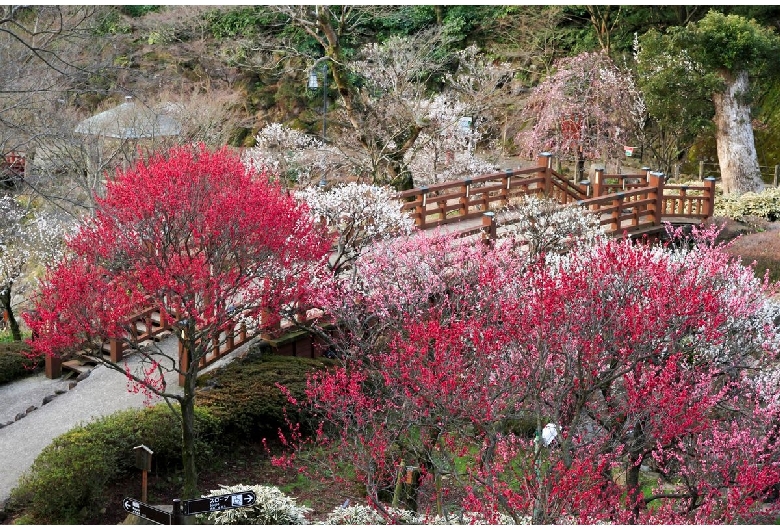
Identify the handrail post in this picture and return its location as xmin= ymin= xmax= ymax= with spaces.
xmin=611 ymin=193 xmax=624 ymax=233
xmin=593 ymin=168 xmax=604 ymax=198
xmin=537 ymin=152 xmax=552 ymax=196
xmin=416 ymin=187 xmax=428 ymax=229
xmin=501 ymin=169 xmax=512 ymax=207
xmin=642 ymin=166 xmax=651 ymax=187
xmin=648 ymin=171 xmax=665 ymax=226
xmin=482 ymin=211 xmax=497 ymax=246
xmin=703 ymin=176 xmax=716 ymax=219
xmin=459 ymin=179 xmax=471 ymax=217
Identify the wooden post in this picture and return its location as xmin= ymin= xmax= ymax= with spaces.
xmin=611 ymin=193 xmax=624 ymax=233
xmin=699 ymin=160 xmax=705 ymax=181
xmin=109 ymin=338 xmax=124 ymax=362
xmin=703 ymin=176 xmax=716 ymax=218
xmin=45 ymin=354 xmax=62 ymax=379
xmin=459 ymin=180 xmax=470 ymax=217
xmin=774 ymin=165 xmax=779 ymax=187
xmin=678 ymin=186 xmax=688 ymax=215
xmin=537 ymin=152 xmax=552 ymax=196
xmin=593 ymin=168 xmax=604 ymax=198
xmin=501 ymin=169 xmax=512 ymax=207
xmin=416 ymin=187 xmax=428 ymax=229
xmin=226 ymin=323 xmax=235 ymax=352
xmin=647 ymin=172 xmax=665 ymax=226
xmin=482 ymin=211 xmax=496 ymax=246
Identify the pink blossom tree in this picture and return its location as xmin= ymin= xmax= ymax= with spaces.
xmin=282 ymin=225 xmax=780 ymax=524
xmin=515 ymin=51 xmax=645 ymax=173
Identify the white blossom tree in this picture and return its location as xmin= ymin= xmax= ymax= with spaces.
xmin=497 ymin=195 xmax=605 ymax=259
xmin=296 ymin=182 xmax=415 ymax=276
xmin=242 ymin=123 xmax=342 ymax=188
xmin=0 ymin=195 xmax=66 ymax=340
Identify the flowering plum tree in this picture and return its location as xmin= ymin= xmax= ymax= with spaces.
xmin=515 ymin=51 xmax=645 ymax=172
xmin=497 ymin=195 xmax=605 ymax=258
xmin=24 ymin=145 xmax=332 ymax=497
xmin=0 ymin=195 xmax=66 ymax=340
xmin=241 ymin=123 xmax=341 ymax=188
xmin=284 ymin=225 xmax=780 ymax=524
xmin=295 ymin=182 xmax=415 ymax=277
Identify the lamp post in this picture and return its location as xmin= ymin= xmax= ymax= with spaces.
xmin=309 ymin=57 xmax=331 ymax=189
xmin=308 ymin=58 xmax=330 ymax=144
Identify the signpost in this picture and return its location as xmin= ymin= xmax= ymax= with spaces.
xmin=122 ymin=498 xmax=171 ymax=525
xmin=182 ymin=491 xmax=257 ymax=516
xmin=122 ymin=491 xmax=256 ymax=524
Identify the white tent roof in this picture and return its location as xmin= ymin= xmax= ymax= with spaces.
xmin=75 ymin=98 xmax=182 ymax=139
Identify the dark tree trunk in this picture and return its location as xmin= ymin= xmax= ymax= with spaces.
xmin=0 ymin=283 xmax=21 ymax=341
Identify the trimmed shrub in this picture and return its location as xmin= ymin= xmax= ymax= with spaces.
xmin=196 ymin=354 xmax=336 ymax=438
xmin=8 ymin=404 xmax=219 ymax=524
xmin=198 ymin=484 xmax=311 ymax=524
xmin=0 ymin=341 xmax=42 ymax=385
xmin=715 ymin=187 xmax=780 ymax=222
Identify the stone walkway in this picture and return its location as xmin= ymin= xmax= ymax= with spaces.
xmin=0 ymin=333 xmax=253 ymax=510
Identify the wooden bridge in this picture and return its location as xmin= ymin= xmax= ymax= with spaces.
xmin=394 ymin=153 xmax=716 ymax=241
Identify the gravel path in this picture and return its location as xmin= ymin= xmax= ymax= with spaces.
xmin=0 ymin=334 xmax=253 ymax=510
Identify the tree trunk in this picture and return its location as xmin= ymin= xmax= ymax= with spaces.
xmin=712 ymin=69 xmax=765 ymax=195
xmin=180 ymin=362 xmax=199 ymax=499
xmin=0 ymin=283 xmax=21 ymax=341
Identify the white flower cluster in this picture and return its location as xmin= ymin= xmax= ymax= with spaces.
xmin=296 ymin=182 xmax=415 ymax=274
xmin=198 ymin=484 xmax=312 ymax=525
xmin=497 ymin=195 xmax=605 ymax=257
xmin=321 ymin=504 xmax=519 ymax=525
xmin=242 ymin=123 xmax=340 ymax=187
xmin=0 ymin=195 xmax=67 ymax=297
xmin=321 ymin=503 xmax=422 ymax=525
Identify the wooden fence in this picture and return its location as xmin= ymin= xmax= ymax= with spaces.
xmin=394 ymin=153 xmax=717 ymax=239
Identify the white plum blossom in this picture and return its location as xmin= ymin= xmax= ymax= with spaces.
xmin=296 ymin=182 xmax=415 ymax=276
xmin=242 ymin=123 xmax=340 ymax=187
xmin=197 ymin=484 xmax=311 ymax=525
xmin=0 ymin=194 xmax=67 ymax=338
xmin=497 ymin=195 xmax=605 ymax=258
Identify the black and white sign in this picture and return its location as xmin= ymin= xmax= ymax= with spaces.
xmin=122 ymin=497 xmax=171 ymax=525
xmin=182 ymin=491 xmax=256 ymax=516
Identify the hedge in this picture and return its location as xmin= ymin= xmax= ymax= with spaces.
xmin=196 ymin=354 xmax=336 ymax=438
xmin=8 ymin=405 xmax=220 ymax=524
xmin=0 ymin=341 xmax=42 ymax=385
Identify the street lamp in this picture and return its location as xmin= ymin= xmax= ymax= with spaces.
xmin=309 ymin=57 xmax=331 ymax=190
xmin=308 ymin=58 xmax=330 ymax=144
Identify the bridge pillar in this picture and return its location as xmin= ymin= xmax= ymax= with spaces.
xmin=537 ymin=152 xmax=552 ymax=197
xmin=593 ymin=168 xmax=604 ymax=198
xmin=703 ymin=176 xmax=716 ymax=218
xmin=481 ymin=212 xmax=497 ymax=246
xmin=648 ymin=172 xmax=665 ymax=226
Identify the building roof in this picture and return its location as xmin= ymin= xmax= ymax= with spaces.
xmin=74 ymin=98 xmax=182 ymax=139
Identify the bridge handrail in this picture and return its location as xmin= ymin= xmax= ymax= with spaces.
xmin=394 ymin=159 xmax=716 ymax=237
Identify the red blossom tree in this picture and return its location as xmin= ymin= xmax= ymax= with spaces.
xmin=283 ymin=226 xmax=780 ymax=524
xmin=24 ymin=144 xmax=332 ymax=497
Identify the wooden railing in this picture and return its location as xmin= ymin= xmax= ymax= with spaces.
xmin=178 ymin=318 xmax=253 ymax=386
xmin=395 ymin=154 xmax=717 ymax=238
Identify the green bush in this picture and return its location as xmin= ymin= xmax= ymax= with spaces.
xmin=8 ymin=405 xmax=219 ymax=524
xmin=0 ymin=341 xmax=41 ymax=385
xmin=196 ymin=354 xmax=335 ymax=438
xmin=715 ymin=187 xmax=780 ymax=221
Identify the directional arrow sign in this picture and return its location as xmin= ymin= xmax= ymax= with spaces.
xmin=122 ymin=497 xmax=171 ymax=525
xmin=182 ymin=491 xmax=257 ymax=516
